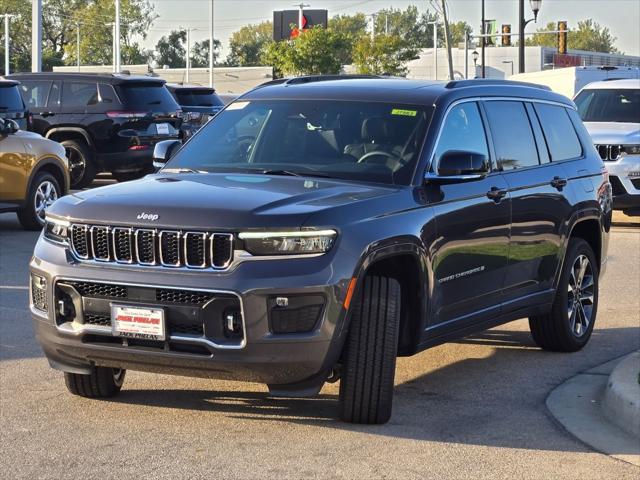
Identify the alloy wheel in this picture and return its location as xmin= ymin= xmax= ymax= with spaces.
xmin=34 ymin=180 xmax=59 ymax=224
xmin=65 ymin=146 xmax=86 ymax=185
xmin=567 ymin=254 xmax=595 ymax=337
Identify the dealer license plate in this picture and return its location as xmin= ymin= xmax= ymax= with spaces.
xmin=156 ymin=123 xmax=170 ymax=135
xmin=111 ymin=305 xmax=165 ymax=341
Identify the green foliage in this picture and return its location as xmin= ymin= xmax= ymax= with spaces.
xmin=155 ymin=30 xmax=186 ymax=68
xmin=352 ymin=34 xmax=418 ymax=76
xmin=526 ymin=20 xmax=619 ymax=53
xmin=191 ymin=39 xmax=222 ymax=68
xmin=226 ymin=21 xmax=272 ymax=67
xmin=261 ymin=26 xmax=347 ymax=77
xmin=328 ymin=13 xmax=368 ymax=65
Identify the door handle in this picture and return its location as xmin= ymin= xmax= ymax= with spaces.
xmin=550 ymin=176 xmax=568 ymax=190
xmin=40 ymin=111 xmax=55 ymax=117
xmin=486 ymin=186 xmax=507 ymax=202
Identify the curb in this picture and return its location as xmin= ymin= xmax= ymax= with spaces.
xmin=603 ymin=351 xmax=640 ymax=438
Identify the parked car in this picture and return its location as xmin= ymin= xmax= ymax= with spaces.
xmin=0 ymin=79 xmax=30 ymax=130
xmin=166 ymin=84 xmax=224 ymax=138
xmin=31 ymin=77 xmax=611 ymax=424
xmin=574 ymin=78 xmax=640 ymax=216
xmin=9 ymin=72 xmax=182 ymax=188
xmin=0 ymin=118 xmax=68 ymax=229
xmin=218 ymin=93 xmax=238 ymax=105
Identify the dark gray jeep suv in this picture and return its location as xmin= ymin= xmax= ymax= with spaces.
xmin=31 ymin=77 xmax=611 ymax=424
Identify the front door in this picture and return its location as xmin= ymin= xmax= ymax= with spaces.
xmin=425 ymin=101 xmax=511 ymax=335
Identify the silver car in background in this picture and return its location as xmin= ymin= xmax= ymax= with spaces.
xmin=575 ymin=79 xmax=640 ymax=215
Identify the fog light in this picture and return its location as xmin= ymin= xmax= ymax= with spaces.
xmin=31 ymin=274 xmax=48 ymax=312
xmin=223 ymin=309 xmax=243 ymax=338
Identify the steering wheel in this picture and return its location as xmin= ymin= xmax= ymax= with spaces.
xmin=357 ymin=150 xmax=397 ymax=164
xmin=235 ymin=135 xmax=256 ymax=160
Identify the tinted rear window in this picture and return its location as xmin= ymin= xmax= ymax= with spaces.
xmin=534 ymin=104 xmax=583 ymax=161
xmin=174 ymin=89 xmax=224 ymax=107
xmin=574 ymin=88 xmax=640 ymax=123
xmin=0 ymin=85 xmax=25 ymax=110
xmin=115 ymin=83 xmax=179 ymax=111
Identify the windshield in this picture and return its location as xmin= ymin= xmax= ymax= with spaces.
xmin=575 ymin=88 xmax=640 ymax=123
xmin=0 ymin=86 xmax=25 ymax=110
xmin=174 ymin=89 xmax=224 ymax=107
xmin=165 ymin=100 xmax=431 ymax=185
xmin=115 ymin=83 xmax=179 ymax=111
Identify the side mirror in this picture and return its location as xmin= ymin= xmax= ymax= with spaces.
xmin=0 ymin=118 xmax=19 ymax=135
xmin=152 ymin=140 xmax=181 ymax=170
xmin=425 ymin=150 xmax=489 ymax=183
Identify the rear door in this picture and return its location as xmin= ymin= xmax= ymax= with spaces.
xmin=17 ymin=79 xmax=59 ymax=135
xmin=426 ymin=101 xmax=511 ymax=334
xmin=483 ymin=100 xmax=575 ymax=310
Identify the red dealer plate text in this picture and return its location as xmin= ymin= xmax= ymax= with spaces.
xmin=111 ymin=305 xmax=165 ymax=341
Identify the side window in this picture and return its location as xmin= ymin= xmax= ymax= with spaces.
xmin=433 ymin=102 xmax=489 ymax=171
xmin=484 ymin=100 xmax=539 ymax=170
xmin=98 ymin=84 xmax=118 ymax=104
xmin=533 ymin=103 xmax=583 ymax=161
xmin=48 ymin=82 xmax=61 ymax=107
xmin=62 ymin=82 xmax=99 ymax=108
xmin=19 ymin=80 xmax=51 ymax=109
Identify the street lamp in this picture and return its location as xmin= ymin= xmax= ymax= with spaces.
xmin=518 ymin=0 xmax=542 ymax=74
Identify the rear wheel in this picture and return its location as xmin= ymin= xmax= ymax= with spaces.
xmin=64 ymin=367 xmax=126 ymax=398
xmin=62 ymin=139 xmax=96 ymax=189
xmin=339 ymin=276 xmax=400 ymax=424
xmin=529 ymin=238 xmax=598 ymax=352
xmin=17 ymin=172 xmax=61 ymax=230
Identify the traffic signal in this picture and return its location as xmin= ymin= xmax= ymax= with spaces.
xmin=558 ymin=21 xmax=568 ymax=54
xmin=502 ymin=24 xmax=511 ymax=46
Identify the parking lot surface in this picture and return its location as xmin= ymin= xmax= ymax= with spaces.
xmin=1 ymin=205 xmax=639 ymax=479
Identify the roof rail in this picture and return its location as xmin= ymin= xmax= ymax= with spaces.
xmin=253 ymin=74 xmax=391 ymax=91
xmin=445 ymin=79 xmax=551 ymax=91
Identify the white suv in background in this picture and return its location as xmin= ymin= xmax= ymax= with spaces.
xmin=574 ymin=79 xmax=640 ymax=216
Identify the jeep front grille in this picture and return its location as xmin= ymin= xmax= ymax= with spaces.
xmin=595 ymin=144 xmax=622 ymax=161
xmin=70 ymin=223 xmax=233 ymax=270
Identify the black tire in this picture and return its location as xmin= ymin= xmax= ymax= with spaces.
xmin=17 ymin=172 xmax=61 ymax=230
xmin=64 ymin=367 xmax=126 ymax=398
xmin=339 ymin=276 xmax=400 ymax=424
xmin=529 ymin=238 xmax=599 ymax=352
xmin=61 ymin=139 xmax=96 ymax=189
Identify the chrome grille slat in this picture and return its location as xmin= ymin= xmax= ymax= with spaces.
xmin=70 ymin=224 xmax=233 ymax=270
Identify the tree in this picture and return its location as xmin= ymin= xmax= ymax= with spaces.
xmin=226 ymin=21 xmax=272 ymax=67
xmin=448 ymin=21 xmax=473 ymax=47
xmin=155 ymin=29 xmax=187 ymax=68
xmin=328 ymin=13 xmax=367 ymax=65
xmin=352 ymin=34 xmax=418 ymax=76
xmin=261 ymin=26 xmax=347 ymax=77
xmin=190 ymin=38 xmax=222 ymax=68
xmin=526 ymin=20 xmax=618 ymax=53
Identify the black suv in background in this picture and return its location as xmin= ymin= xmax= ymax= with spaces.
xmin=9 ymin=73 xmax=182 ymax=187
xmin=166 ymin=84 xmax=224 ymax=138
xmin=32 ymin=77 xmax=611 ymax=424
xmin=0 ymin=79 xmax=30 ymax=130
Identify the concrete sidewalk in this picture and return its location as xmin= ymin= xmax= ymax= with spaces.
xmin=547 ymin=353 xmax=640 ymax=466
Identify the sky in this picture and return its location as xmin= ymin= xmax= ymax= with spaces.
xmin=143 ymin=0 xmax=640 ymax=59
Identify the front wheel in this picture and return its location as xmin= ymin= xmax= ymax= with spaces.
xmin=529 ymin=238 xmax=599 ymax=352
xmin=17 ymin=172 xmax=61 ymax=230
xmin=64 ymin=367 xmax=126 ymax=398
xmin=339 ymin=276 xmax=400 ymax=424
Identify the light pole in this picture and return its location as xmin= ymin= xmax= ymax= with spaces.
xmin=481 ymin=0 xmax=485 ymax=78
xmin=472 ymin=49 xmax=479 ymax=78
xmin=185 ymin=28 xmax=198 ymax=84
xmin=428 ymin=19 xmax=438 ymax=80
xmin=3 ymin=14 xmax=17 ymax=75
xmin=518 ymin=0 xmax=542 ymax=73
xmin=32 ymin=0 xmax=42 ymax=72
xmin=115 ymin=0 xmax=121 ymax=73
xmin=76 ymin=22 xmax=80 ymax=72
xmin=209 ymin=0 xmax=214 ymax=88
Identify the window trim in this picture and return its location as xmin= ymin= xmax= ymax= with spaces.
xmin=424 ymin=96 xmax=575 ymax=177
xmin=20 ymin=80 xmax=52 ymax=110
xmin=531 ymin=102 xmax=584 ymax=163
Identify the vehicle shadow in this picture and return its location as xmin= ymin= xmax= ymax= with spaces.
xmin=112 ymin=326 xmax=640 ymax=453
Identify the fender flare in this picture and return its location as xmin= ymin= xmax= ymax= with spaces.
xmin=45 ymin=127 xmax=93 ymax=148
xmin=24 ymin=157 xmax=69 ymax=201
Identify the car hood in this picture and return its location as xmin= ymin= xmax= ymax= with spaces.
xmin=584 ymin=122 xmax=640 ymax=144
xmin=15 ymin=130 xmax=44 ymax=140
xmin=49 ymin=173 xmax=400 ymax=230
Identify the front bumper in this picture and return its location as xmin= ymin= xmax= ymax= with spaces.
xmin=30 ymin=235 xmax=356 ymax=387
xmin=605 ymin=154 xmax=640 ymax=212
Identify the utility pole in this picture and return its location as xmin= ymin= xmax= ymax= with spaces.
xmin=185 ymin=28 xmax=192 ymax=83
xmin=76 ymin=22 xmax=80 ymax=72
xmin=110 ymin=24 xmax=116 ymax=72
xmin=3 ymin=14 xmax=17 ymax=76
xmin=481 ymin=0 xmax=485 ymax=78
xmin=32 ymin=0 xmax=42 ymax=72
xmin=440 ymin=0 xmax=454 ymax=80
xmin=209 ymin=0 xmax=214 ymax=88
xmin=428 ymin=19 xmax=438 ymax=80
xmin=114 ymin=0 xmax=121 ymax=73
xmin=370 ymin=13 xmax=377 ymax=40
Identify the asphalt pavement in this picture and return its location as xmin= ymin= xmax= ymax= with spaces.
xmin=1 ymin=205 xmax=639 ymax=479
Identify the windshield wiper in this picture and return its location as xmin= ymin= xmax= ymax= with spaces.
xmin=161 ymin=167 xmax=207 ymax=174
xmin=260 ymin=169 xmax=333 ymax=178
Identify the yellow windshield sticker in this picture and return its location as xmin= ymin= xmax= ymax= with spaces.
xmin=226 ymin=101 xmax=250 ymax=110
xmin=391 ymin=108 xmax=417 ymax=117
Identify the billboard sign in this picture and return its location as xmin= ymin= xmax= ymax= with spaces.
xmin=273 ymin=10 xmax=328 ymax=41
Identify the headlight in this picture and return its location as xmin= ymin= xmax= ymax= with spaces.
xmin=239 ymin=230 xmax=337 ymax=256
xmin=622 ymin=145 xmax=640 ymax=156
xmin=44 ymin=216 xmax=70 ymax=244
